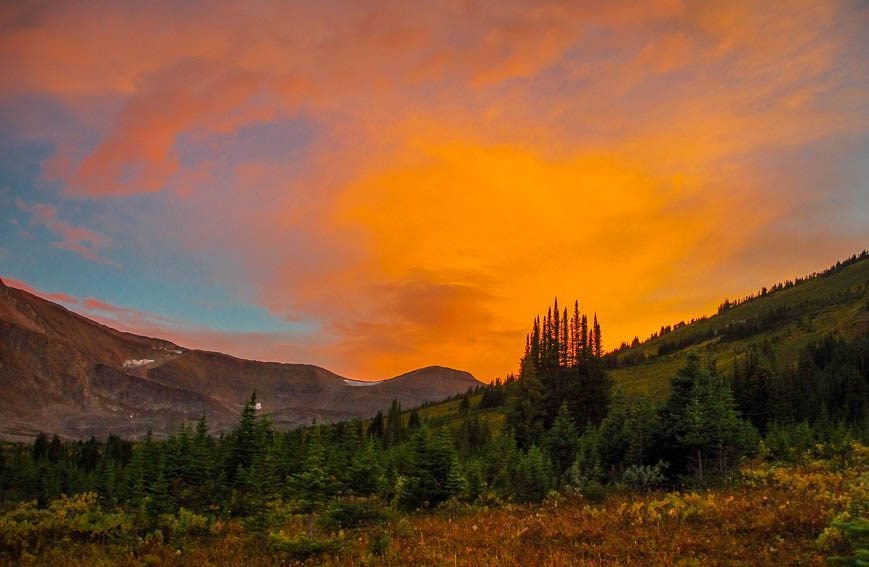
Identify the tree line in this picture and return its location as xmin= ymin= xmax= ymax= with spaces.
xmin=1 ymin=298 xmax=866 ymax=540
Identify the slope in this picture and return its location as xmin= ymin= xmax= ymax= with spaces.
xmin=398 ymin=253 xmax=869 ymax=431
xmin=0 ymin=278 xmax=481 ymax=440
xmin=609 ymin=254 xmax=869 ymax=399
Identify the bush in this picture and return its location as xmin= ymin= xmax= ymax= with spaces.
xmin=367 ymin=530 xmax=391 ymax=557
xmin=831 ymin=515 xmax=869 ymax=565
xmin=158 ymin=508 xmax=211 ymax=547
xmin=580 ymin=480 xmax=607 ymax=504
xmin=0 ymin=493 xmax=133 ymax=559
xmin=513 ymin=447 xmax=551 ymax=503
xmin=268 ymin=532 xmax=343 ymax=562
xmin=620 ymin=462 xmax=668 ymax=491
xmin=318 ymin=498 xmax=389 ymax=530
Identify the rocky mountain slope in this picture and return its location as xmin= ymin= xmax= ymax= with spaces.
xmin=0 ymin=279 xmax=481 ymax=440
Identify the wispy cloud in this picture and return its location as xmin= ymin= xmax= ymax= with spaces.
xmin=16 ymin=200 xmax=119 ymax=267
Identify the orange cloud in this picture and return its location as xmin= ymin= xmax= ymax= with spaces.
xmin=313 ymin=140 xmax=774 ymax=378
xmin=2 ymin=1 xmax=866 ymax=381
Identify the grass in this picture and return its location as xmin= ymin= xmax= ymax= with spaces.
xmin=7 ymin=445 xmax=866 ymax=566
xmin=611 ymin=257 xmax=869 ymax=400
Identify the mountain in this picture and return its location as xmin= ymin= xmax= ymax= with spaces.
xmin=0 ymin=279 xmax=481 ymax=441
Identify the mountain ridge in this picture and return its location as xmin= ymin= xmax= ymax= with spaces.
xmin=0 ymin=280 xmax=481 ymax=441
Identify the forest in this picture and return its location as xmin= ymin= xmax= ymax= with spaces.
xmin=1 ymin=298 xmax=867 ymax=565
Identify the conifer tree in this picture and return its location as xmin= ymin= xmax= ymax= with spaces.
xmin=386 ymin=399 xmax=403 ymax=446
xmin=593 ymin=314 xmax=603 ymax=359
xmin=408 ymin=409 xmax=421 ymax=430
xmin=345 ymin=440 xmax=383 ymax=496
xmin=227 ymin=392 xmax=260 ymax=483
xmin=513 ymin=446 xmax=551 ymax=503
xmin=543 ymin=402 xmax=579 ymax=477
xmin=508 ymin=358 xmax=546 ymax=450
xmin=367 ymin=411 xmax=385 ymax=440
xmin=399 ymin=427 xmax=458 ymax=510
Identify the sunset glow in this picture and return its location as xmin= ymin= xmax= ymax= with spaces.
xmin=1 ymin=1 xmax=866 ymax=380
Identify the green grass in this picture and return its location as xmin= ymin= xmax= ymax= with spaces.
xmin=410 ymin=393 xmax=506 ymax=436
xmin=611 ymin=257 xmax=869 ymax=400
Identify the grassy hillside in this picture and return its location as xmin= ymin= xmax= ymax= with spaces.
xmin=611 ymin=255 xmax=869 ymax=399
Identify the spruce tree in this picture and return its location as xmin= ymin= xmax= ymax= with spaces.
xmin=514 ymin=446 xmax=551 ymax=503
xmin=408 ymin=409 xmax=422 ymax=430
xmin=227 ymin=392 xmax=260 ymax=483
xmin=543 ymin=402 xmax=579 ymax=477
xmin=508 ymin=358 xmax=546 ymax=450
xmin=367 ymin=411 xmax=385 ymax=440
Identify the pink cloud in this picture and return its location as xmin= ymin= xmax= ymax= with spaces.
xmin=2 ymin=277 xmax=80 ymax=305
xmin=17 ymin=200 xmax=119 ymax=266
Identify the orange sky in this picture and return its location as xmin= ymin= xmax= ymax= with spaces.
xmin=1 ymin=1 xmax=867 ymax=381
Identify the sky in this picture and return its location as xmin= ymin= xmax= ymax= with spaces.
xmin=1 ymin=1 xmax=867 ymax=382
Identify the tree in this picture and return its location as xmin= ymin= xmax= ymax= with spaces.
xmin=289 ymin=426 xmax=337 ymax=513
xmin=513 ymin=446 xmax=551 ymax=503
xmin=458 ymin=393 xmax=471 ymax=416
xmin=407 ymin=409 xmax=421 ymax=430
xmin=386 ymin=399 xmax=403 ymax=446
xmin=659 ymin=356 xmax=757 ymax=480
xmin=32 ymin=433 xmax=49 ymax=461
xmin=543 ymin=402 xmax=579 ymax=477
xmin=508 ymin=358 xmax=546 ymax=450
xmin=227 ymin=392 xmax=260 ymax=484
xmin=367 ymin=411 xmax=385 ymax=440
xmin=399 ymin=428 xmax=458 ymax=510
xmin=344 ymin=440 xmax=383 ymax=496
xmin=47 ymin=435 xmax=63 ymax=464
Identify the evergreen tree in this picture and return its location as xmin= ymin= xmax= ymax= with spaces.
xmin=47 ymin=435 xmax=63 ymax=464
xmin=458 ymin=393 xmax=471 ymax=416
xmin=32 ymin=433 xmax=48 ymax=462
xmin=660 ymin=356 xmax=757 ymax=480
xmin=344 ymin=440 xmax=383 ymax=496
xmin=386 ymin=399 xmax=403 ymax=446
xmin=513 ymin=446 xmax=551 ymax=503
xmin=508 ymin=358 xmax=546 ymax=450
xmin=399 ymin=428 xmax=457 ymax=510
xmin=592 ymin=315 xmax=603 ymax=359
xmin=367 ymin=411 xmax=385 ymax=440
xmin=227 ymin=392 xmax=260 ymax=484
xmin=543 ymin=402 xmax=579 ymax=477
xmin=408 ymin=409 xmax=422 ymax=430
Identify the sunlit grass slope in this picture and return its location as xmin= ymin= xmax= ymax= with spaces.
xmin=611 ymin=256 xmax=869 ymax=399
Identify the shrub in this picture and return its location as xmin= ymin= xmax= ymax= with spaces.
xmin=0 ymin=493 xmax=133 ymax=558
xmin=621 ymin=462 xmax=668 ymax=491
xmin=827 ymin=513 xmax=869 ymax=565
xmin=367 ymin=530 xmax=391 ymax=557
xmin=513 ymin=447 xmax=551 ymax=503
xmin=318 ymin=498 xmax=389 ymax=530
xmin=268 ymin=532 xmax=343 ymax=562
xmin=158 ymin=508 xmax=211 ymax=547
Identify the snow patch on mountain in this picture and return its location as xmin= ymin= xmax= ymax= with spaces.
xmin=343 ymin=379 xmax=383 ymax=387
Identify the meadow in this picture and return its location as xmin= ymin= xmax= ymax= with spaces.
xmin=2 ymin=443 xmax=865 ymax=566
